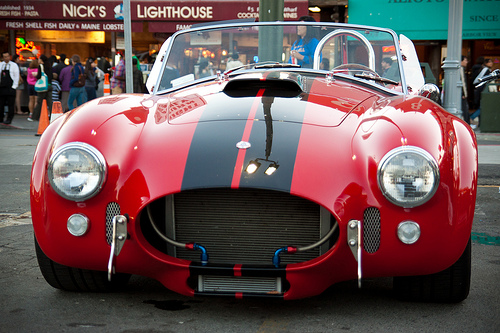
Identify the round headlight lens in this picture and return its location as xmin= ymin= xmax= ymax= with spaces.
xmin=378 ymin=146 xmax=439 ymax=208
xmin=48 ymin=142 xmax=107 ymax=201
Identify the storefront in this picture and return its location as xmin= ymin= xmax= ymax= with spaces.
xmin=0 ymin=0 xmax=308 ymax=63
xmin=347 ymin=0 xmax=500 ymax=86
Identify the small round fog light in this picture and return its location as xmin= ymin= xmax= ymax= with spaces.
xmin=67 ymin=214 xmax=89 ymax=236
xmin=397 ymin=221 xmax=420 ymax=244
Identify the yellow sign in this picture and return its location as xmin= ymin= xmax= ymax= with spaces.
xmin=25 ymin=30 xmax=105 ymax=43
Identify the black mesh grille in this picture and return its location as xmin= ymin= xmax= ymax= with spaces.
xmin=363 ymin=207 xmax=380 ymax=253
xmin=105 ymin=202 xmax=121 ymax=244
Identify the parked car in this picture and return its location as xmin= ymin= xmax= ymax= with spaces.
xmin=32 ymin=21 xmax=477 ymax=302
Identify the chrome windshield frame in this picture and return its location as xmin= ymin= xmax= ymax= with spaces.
xmin=151 ymin=21 xmax=408 ymax=95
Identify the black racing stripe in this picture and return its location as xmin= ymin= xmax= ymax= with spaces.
xmin=238 ymin=96 xmax=306 ymax=192
xmin=181 ymin=94 xmax=255 ymax=190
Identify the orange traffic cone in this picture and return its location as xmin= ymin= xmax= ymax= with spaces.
xmin=50 ymin=101 xmax=63 ymax=122
xmin=35 ymin=100 xmax=50 ymax=136
xmin=103 ymin=73 xmax=110 ymax=96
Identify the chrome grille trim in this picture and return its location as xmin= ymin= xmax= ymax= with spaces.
xmin=154 ymin=188 xmax=335 ymax=265
xmin=105 ymin=202 xmax=121 ymax=245
xmin=198 ymin=276 xmax=282 ymax=294
xmin=363 ymin=207 xmax=381 ymax=253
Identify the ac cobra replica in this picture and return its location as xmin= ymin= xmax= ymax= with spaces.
xmin=32 ymin=21 xmax=477 ymax=302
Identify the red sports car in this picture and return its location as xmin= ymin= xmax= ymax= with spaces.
xmin=31 ymin=21 xmax=477 ymax=302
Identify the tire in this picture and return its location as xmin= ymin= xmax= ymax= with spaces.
xmin=393 ymin=238 xmax=471 ymax=303
xmin=35 ymin=237 xmax=131 ymax=292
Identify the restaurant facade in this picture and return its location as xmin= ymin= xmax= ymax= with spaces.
xmin=0 ymin=0 xmax=309 ymax=63
xmin=1 ymin=0 xmax=499 ymax=81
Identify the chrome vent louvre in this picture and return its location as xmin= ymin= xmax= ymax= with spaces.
xmin=143 ymin=188 xmax=336 ymax=265
xmin=198 ymin=276 xmax=282 ymax=294
xmin=105 ymin=202 xmax=121 ymax=245
xmin=363 ymin=207 xmax=381 ymax=253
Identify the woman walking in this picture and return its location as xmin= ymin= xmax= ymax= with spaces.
xmin=67 ymin=54 xmax=87 ymax=111
xmin=31 ymin=55 xmax=52 ymax=121
xmin=26 ymin=58 xmax=38 ymax=120
xmin=84 ymin=57 xmax=98 ymax=101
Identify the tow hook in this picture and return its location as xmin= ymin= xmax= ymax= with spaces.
xmin=107 ymin=215 xmax=128 ymax=281
xmin=347 ymin=219 xmax=362 ymax=288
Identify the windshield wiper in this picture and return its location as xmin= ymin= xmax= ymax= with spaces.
xmin=354 ymin=74 xmax=398 ymax=85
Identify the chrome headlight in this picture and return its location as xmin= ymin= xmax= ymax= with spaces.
xmin=48 ymin=142 xmax=107 ymax=202
xmin=377 ymin=146 xmax=439 ymax=208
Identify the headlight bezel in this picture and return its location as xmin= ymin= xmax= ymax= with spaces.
xmin=377 ymin=146 xmax=440 ymax=208
xmin=48 ymin=142 xmax=107 ymax=202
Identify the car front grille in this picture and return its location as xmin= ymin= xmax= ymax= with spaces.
xmin=363 ymin=207 xmax=381 ymax=253
xmin=141 ymin=188 xmax=338 ymax=265
xmin=105 ymin=202 xmax=121 ymax=244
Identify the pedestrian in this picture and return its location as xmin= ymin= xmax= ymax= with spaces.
xmin=68 ymin=54 xmax=87 ymax=111
xmin=84 ymin=57 xmax=98 ymax=101
xmin=51 ymin=73 xmax=61 ymax=102
xmin=469 ymin=56 xmax=484 ymax=108
xmin=470 ymin=58 xmax=493 ymax=123
xmin=132 ymin=48 xmax=141 ymax=71
xmin=97 ymin=56 xmax=112 ymax=76
xmin=0 ymin=51 xmax=20 ymax=124
xmin=59 ymin=58 xmax=72 ymax=112
xmin=13 ymin=54 xmax=26 ymax=115
xmin=460 ymin=55 xmax=470 ymax=126
xmin=226 ymin=53 xmax=244 ymax=70
xmin=198 ymin=58 xmax=211 ymax=78
xmin=381 ymin=57 xmax=399 ymax=82
xmin=110 ymin=54 xmax=125 ymax=94
xmin=26 ymin=58 xmax=38 ymax=120
xmin=289 ymin=16 xmax=319 ymax=69
xmin=52 ymin=53 xmax=67 ymax=79
xmin=31 ymin=54 xmax=53 ymax=121
xmin=132 ymin=58 xmax=145 ymax=93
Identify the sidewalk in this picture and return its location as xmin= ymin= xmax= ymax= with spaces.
xmin=1 ymin=112 xmax=40 ymax=132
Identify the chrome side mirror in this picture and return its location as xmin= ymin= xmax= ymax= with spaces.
xmin=418 ymin=84 xmax=441 ymax=104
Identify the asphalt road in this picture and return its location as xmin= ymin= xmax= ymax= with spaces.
xmin=1 ymin=125 xmax=499 ymax=332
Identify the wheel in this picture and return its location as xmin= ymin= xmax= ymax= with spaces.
xmin=393 ymin=238 xmax=471 ymax=303
xmin=35 ymin=237 xmax=130 ymax=292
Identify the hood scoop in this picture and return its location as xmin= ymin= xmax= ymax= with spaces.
xmin=223 ymin=76 xmax=303 ymax=98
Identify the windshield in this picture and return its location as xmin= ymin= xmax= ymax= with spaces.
xmin=155 ymin=22 xmax=403 ymax=92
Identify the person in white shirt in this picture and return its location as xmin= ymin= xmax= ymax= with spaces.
xmin=226 ymin=53 xmax=244 ymax=70
xmin=0 ymin=51 xmax=20 ymax=124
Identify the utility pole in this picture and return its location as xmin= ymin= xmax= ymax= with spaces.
xmin=258 ymin=0 xmax=285 ymax=63
xmin=123 ymin=0 xmax=133 ymax=94
xmin=442 ymin=0 xmax=463 ymax=117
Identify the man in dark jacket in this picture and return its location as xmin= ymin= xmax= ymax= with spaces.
xmin=0 ymin=51 xmax=20 ymax=124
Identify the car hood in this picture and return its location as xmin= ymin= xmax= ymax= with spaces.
xmin=52 ymin=76 xmax=393 ymax=204
xmin=150 ymin=73 xmax=378 ymax=127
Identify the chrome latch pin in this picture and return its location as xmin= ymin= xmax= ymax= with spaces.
xmin=347 ymin=219 xmax=362 ymax=288
xmin=107 ymin=215 xmax=128 ymax=281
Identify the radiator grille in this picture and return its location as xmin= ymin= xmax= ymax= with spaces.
xmin=199 ymin=276 xmax=282 ymax=294
xmin=363 ymin=207 xmax=381 ymax=253
xmin=105 ymin=202 xmax=121 ymax=244
xmin=152 ymin=188 xmax=335 ymax=265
